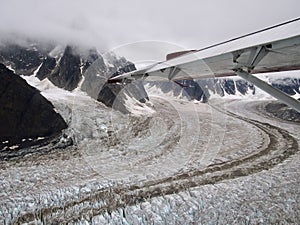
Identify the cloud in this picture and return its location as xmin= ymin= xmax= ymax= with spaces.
xmin=1 ymin=0 xmax=299 ymax=56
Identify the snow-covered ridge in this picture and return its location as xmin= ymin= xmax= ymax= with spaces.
xmin=145 ymin=71 xmax=300 ymax=103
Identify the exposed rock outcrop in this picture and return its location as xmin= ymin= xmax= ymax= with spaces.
xmin=0 ymin=64 xmax=67 ymax=149
xmin=271 ymin=78 xmax=300 ymax=95
xmin=0 ymin=44 xmax=45 ymax=75
xmin=36 ymin=56 xmax=56 ymax=80
xmin=147 ymin=80 xmax=207 ymax=102
xmin=146 ymin=78 xmax=256 ymax=101
xmin=82 ymin=53 xmax=149 ymax=113
xmin=0 ymin=42 xmax=150 ymax=114
xmin=265 ymin=101 xmax=300 ymax=122
xmin=48 ymin=46 xmax=82 ymax=91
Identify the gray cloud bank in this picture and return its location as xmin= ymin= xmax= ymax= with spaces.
xmin=0 ymin=0 xmax=299 ymax=53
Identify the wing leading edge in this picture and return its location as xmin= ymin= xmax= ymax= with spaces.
xmin=110 ymin=19 xmax=300 ymax=112
xmin=111 ymin=34 xmax=300 ymax=80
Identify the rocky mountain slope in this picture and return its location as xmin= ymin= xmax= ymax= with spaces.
xmin=146 ymin=78 xmax=255 ymax=102
xmin=0 ymin=42 xmax=149 ymax=113
xmin=0 ymin=43 xmax=46 ymax=75
xmin=0 ymin=63 xmax=67 ymax=150
xmin=146 ymin=75 xmax=300 ymax=102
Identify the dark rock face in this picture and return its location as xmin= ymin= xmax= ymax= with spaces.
xmin=113 ymin=63 xmax=136 ymax=76
xmin=181 ymin=80 xmax=205 ymax=101
xmin=48 ymin=46 xmax=82 ymax=91
xmin=0 ymin=64 xmax=67 ymax=148
xmin=36 ymin=56 xmax=56 ymax=80
xmin=221 ymin=79 xmax=236 ymax=95
xmin=147 ymin=80 xmax=208 ymax=102
xmin=147 ymin=78 xmax=256 ymax=101
xmin=82 ymin=48 xmax=102 ymax=73
xmin=265 ymin=102 xmax=300 ymax=122
xmin=0 ymin=44 xmax=45 ymax=75
xmin=97 ymin=80 xmax=149 ymax=113
xmin=81 ymin=52 xmax=108 ymax=99
xmin=81 ymin=53 xmax=149 ymax=113
xmin=271 ymin=78 xmax=300 ymax=95
xmin=0 ymin=44 xmax=83 ymax=91
xmin=235 ymin=79 xmax=254 ymax=95
xmin=96 ymin=63 xmax=149 ymax=113
xmin=0 ymin=42 xmax=150 ymax=113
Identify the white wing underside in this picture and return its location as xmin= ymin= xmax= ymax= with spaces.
xmin=111 ymin=19 xmax=300 ymax=112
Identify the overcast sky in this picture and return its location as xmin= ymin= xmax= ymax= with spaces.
xmin=1 ymin=0 xmax=299 ymax=61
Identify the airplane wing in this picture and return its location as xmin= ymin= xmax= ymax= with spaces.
xmin=110 ymin=18 xmax=300 ymax=112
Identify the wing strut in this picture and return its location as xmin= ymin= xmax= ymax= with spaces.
xmin=236 ymin=69 xmax=300 ymax=112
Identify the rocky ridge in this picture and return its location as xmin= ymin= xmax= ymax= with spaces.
xmin=0 ymin=43 xmax=149 ymax=113
xmin=0 ymin=63 xmax=67 ymax=150
xmin=146 ymin=75 xmax=300 ymax=102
